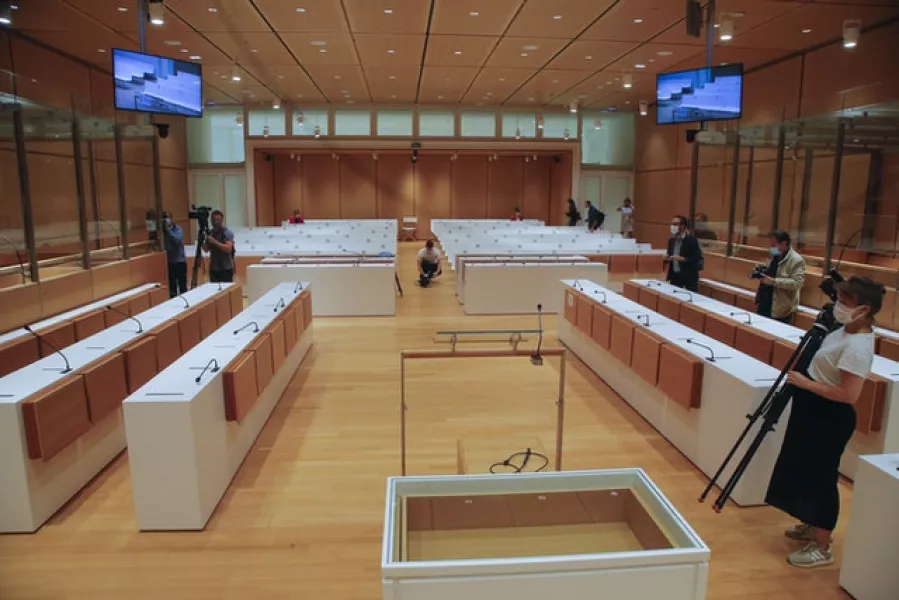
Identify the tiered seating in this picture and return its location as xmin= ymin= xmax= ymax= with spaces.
xmin=559 ymin=279 xmax=782 ymax=507
xmin=0 ymin=283 xmax=167 ymax=377
xmin=625 ymin=279 xmax=899 ymax=479
xmin=124 ymin=282 xmax=314 ymax=531
xmin=0 ymin=283 xmax=242 ymax=533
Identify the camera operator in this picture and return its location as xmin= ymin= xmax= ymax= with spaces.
xmin=161 ymin=211 xmax=186 ymax=297
xmin=203 ymin=210 xmax=235 ymax=283
xmin=765 ymin=276 xmax=884 ymax=568
xmin=754 ymin=230 xmax=806 ymax=323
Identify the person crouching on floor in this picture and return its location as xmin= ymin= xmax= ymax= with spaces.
xmin=417 ymin=239 xmax=442 ymax=287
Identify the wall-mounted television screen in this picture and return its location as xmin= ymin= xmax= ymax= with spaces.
xmin=112 ymin=48 xmax=203 ymax=118
xmin=656 ymin=63 xmax=743 ymax=125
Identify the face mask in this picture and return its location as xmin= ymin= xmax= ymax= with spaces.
xmin=212 ymin=220 xmax=222 ymax=229
xmin=833 ymin=302 xmax=860 ymax=325
xmin=769 ymin=247 xmax=780 ymax=257
xmin=670 ymin=225 xmax=679 ymax=235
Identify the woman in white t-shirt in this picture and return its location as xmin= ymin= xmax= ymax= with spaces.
xmin=617 ymin=197 xmax=635 ymax=238
xmin=765 ymin=276 xmax=885 ymax=569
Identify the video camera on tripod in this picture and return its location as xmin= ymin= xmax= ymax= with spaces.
xmin=188 ymin=204 xmax=214 ymax=289
xmin=700 ymin=268 xmax=844 ymax=511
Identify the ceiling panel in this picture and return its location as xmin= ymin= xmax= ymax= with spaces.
xmin=23 ymin=30 xmax=138 ymax=68
xmin=424 ymin=35 xmax=500 ymax=67
xmin=506 ymin=69 xmax=592 ymax=105
xmin=204 ymin=32 xmax=297 ymax=66
xmin=419 ymin=67 xmax=480 ymax=104
xmin=588 ymin=88 xmax=646 ymax=112
xmin=581 ymin=0 xmax=685 ymax=42
xmin=506 ymin=0 xmax=617 ymax=39
xmin=15 ymin=0 xmax=93 ymax=32
xmin=354 ymin=34 xmax=426 ymax=67
xmin=462 ymin=68 xmax=535 ymax=104
xmin=144 ymin=31 xmax=232 ymax=64
xmin=605 ymin=42 xmax=702 ymax=74
xmin=547 ymin=40 xmax=636 ymax=71
xmin=241 ymin=65 xmax=322 ymax=100
xmin=254 ymin=0 xmax=348 ymax=33
xmin=365 ymin=66 xmax=421 ymax=103
xmin=166 ymin=0 xmax=271 ymax=33
xmin=430 ymin=0 xmax=524 ymax=36
xmin=652 ymin=0 xmax=802 ymax=48
xmin=486 ymin=37 xmax=568 ymax=69
xmin=60 ymin=0 xmax=148 ymax=33
xmin=668 ymin=46 xmax=793 ymax=71
xmin=342 ymin=0 xmax=431 ymax=34
xmin=203 ymin=84 xmax=241 ymax=105
xmin=304 ymin=65 xmax=370 ymax=103
xmin=281 ymin=33 xmax=360 ymax=66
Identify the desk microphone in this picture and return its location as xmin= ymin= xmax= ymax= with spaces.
xmin=593 ymin=290 xmax=607 ymax=304
xmin=530 ymin=304 xmax=544 ymax=366
xmin=178 ymin=296 xmax=190 ymax=309
xmin=195 ymin=358 xmax=220 ymax=383
xmin=24 ymin=325 xmax=72 ymax=373
xmin=729 ymin=311 xmax=753 ymax=325
xmin=635 ymin=314 xmax=651 ymax=327
xmin=233 ymin=321 xmax=260 ymax=335
xmin=645 ymin=280 xmax=662 ymax=287
xmin=671 ymin=289 xmax=694 ymax=303
xmin=294 ymin=282 xmax=304 ymax=293
xmin=273 ymin=298 xmax=286 ymax=313
xmin=573 ymin=279 xmax=582 ymax=291
xmin=106 ymin=305 xmax=143 ymax=333
xmin=685 ymin=338 xmax=716 ymax=362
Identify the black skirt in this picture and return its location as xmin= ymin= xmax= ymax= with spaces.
xmin=765 ymin=387 xmax=856 ymax=531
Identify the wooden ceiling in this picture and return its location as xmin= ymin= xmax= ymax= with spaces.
xmin=12 ymin=0 xmax=899 ymax=112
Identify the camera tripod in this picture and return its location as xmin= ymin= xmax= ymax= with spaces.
xmin=699 ymin=305 xmax=838 ymax=512
xmin=189 ymin=207 xmax=211 ymax=290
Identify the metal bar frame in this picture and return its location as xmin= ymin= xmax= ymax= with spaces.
xmin=72 ymin=117 xmax=91 ymax=269
xmin=688 ymin=142 xmax=700 ymax=225
xmin=797 ymin=148 xmax=814 ymax=247
xmin=725 ymin=136 xmax=741 ymax=256
xmin=151 ymin=132 xmax=164 ymax=251
xmin=87 ymin=141 xmax=101 ymax=250
xmin=770 ymin=126 xmax=787 ymax=232
xmin=114 ymin=125 xmax=129 ymax=259
xmin=741 ymin=147 xmax=754 ymax=245
xmin=13 ymin=107 xmax=38 ymax=282
xmin=861 ymin=150 xmax=882 ymax=251
xmin=823 ymin=121 xmax=847 ymax=272
xmin=399 ymin=347 xmax=568 ymax=476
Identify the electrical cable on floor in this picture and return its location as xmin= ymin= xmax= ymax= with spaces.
xmin=489 ymin=447 xmax=548 ymax=474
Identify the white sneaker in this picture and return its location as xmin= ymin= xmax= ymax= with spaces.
xmin=784 ymin=523 xmax=813 ymax=541
xmin=787 ymin=542 xmax=834 ymax=568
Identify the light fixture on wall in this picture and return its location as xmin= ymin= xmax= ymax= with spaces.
xmin=569 ymin=100 xmax=578 ymax=114
xmin=148 ymin=0 xmax=165 ymax=26
xmin=235 ymin=113 xmax=244 ymax=125
xmin=372 ymin=152 xmax=378 ymax=161
xmin=231 ymin=65 xmax=241 ymax=82
xmin=273 ymin=99 xmax=281 ymax=109
xmin=563 ymin=128 xmax=570 ymax=140
xmin=515 ymin=126 xmax=521 ymax=140
xmin=313 ymin=124 xmax=321 ymax=138
xmin=0 ymin=1 xmax=13 ymax=25
xmin=289 ymin=152 xmax=295 ymax=160
xmin=639 ymin=100 xmax=648 ymax=116
xmin=262 ymin=125 xmax=270 ymax=138
xmin=622 ymin=74 xmax=633 ymax=89
xmin=719 ymin=17 xmax=734 ymax=42
xmin=536 ymin=115 xmax=544 ymax=130
xmin=843 ymin=19 xmax=861 ymax=48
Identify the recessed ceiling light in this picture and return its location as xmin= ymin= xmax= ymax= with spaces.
xmin=469 ymin=11 xmax=479 ymax=17
xmin=220 ymin=75 xmax=226 ymax=79
xmin=633 ymin=18 xmax=643 ymax=24
xmin=713 ymin=23 xmax=720 ymax=28
xmin=384 ymin=8 xmax=393 ymax=14
xmin=389 ymin=75 xmax=396 ymax=80
xmin=334 ymin=75 xmax=341 ymax=79
xmin=454 ymin=50 xmax=462 ymax=55
xmin=657 ymin=50 xmax=673 ymax=56
xmin=635 ymin=63 xmax=645 ymax=69
xmin=319 ymin=49 xmax=327 ymax=53
xmin=521 ymin=52 xmax=529 ymax=57
xmin=164 ymin=40 xmax=181 ymax=46
xmin=251 ymin=48 xmax=258 ymax=53
xmin=648 ymin=58 xmax=655 ymax=63
xmin=499 ymin=77 xmax=505 ymax=82
xmin=296 ymin=7 xmax=306 ymax=12
xmin=180 ymin=49 xmax=189 ymax=53
xmin=208 ymin=7 xmax=218 ymax=12
xmin=391 ymin=94 xmax=397 ymax=99
xmin=801 ymin=28 xmax=812 ymax=34
xmin=190 ymin=55 xmax=201 ymax=60
xmin=552 ymin=15 xmax=562 ymax=20
xmin=585 ymin=55 xmax=593 ymax=60
xmin=523 ymin=44 xmax=539 ymax=51
xmin=485 ymin=92 xmax=493 ymax=96
xmin=97 ymin=48 xmax=106 ymax=53
xmin=310 ymin=40 xmax=327 ymax=46
xmin=347 ymin=100 xmax=355 ymax=104
xmin=387 ymin=49 xmax=395 ymax=54
xmin=437 ymin=94 xmax=444 ymax=99
xmin=625 ymin=100 xmax=631 ymax=105
xmin=117 ymin=6 xmax=128 ymax=12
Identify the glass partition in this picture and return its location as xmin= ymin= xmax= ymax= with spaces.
xmin=293 ymin=108 xmax=329 ymax=136
xmin=418 ymin=110 xmax=454 ymax=137
xmin=334 ymin=109 xmax=371 ymax=136
xmin=502 ymin=111 xmax=536 ymax=139
xmin=187 ymin=107 xmax=245 ymax=163
xmin=542 ymin=113 xmax=577 ymax=139
xmin=0 ymin=103 xmax=28 ymax=287
xmin=460 ymin=111 xmax=496 ymax=137
xmin=377 ymin=110 xmax=413 ymax=136
xmin=248 ymin=108 xmax=285 ymax=137
xmin=581 ymin=112 xmax=635 ymax=167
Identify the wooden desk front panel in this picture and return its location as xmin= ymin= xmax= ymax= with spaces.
xmin=658 ymin=344 xmax=703 ymax=410
xmin=270 ymin=321 xmax=287 ymax=373
xmin=622 ymin=281 xmax=640 ymax=302
xmin=563 ymin=290 xmax=578 ymax=324
xmin=224 ymin=352 xmax=259 ymax=423
xmin=575 ymin=295 xmax=593 ymax=336
xmin=198 ymin=302 xmax=218 ymax=340
xmin=250 ymin=334 xmax=275 ymax=396
xmin=151 ymin=320 xmax=182 ymax=370
xmin=215 ymin=295 xmax=232 ymax=327
xmin=128 ymin=293 xmax=151 ymax=317
xmin=679 ymin=303 xmax=707 ymax=333
xmin=283 ymin=307 xmax=298 ymax=354
xmin=104 ymin=300 xmax=130 ymax=328
xmin=704 ymin=314 xmax=737 ymax=347
xmin=637 ymin=287 xmax=659 ymax=312
xmin=22 ymin=376 xmax=92 ymax=461
xmin=37 ymin=322 xmax=76 ymax=358
xmin=610 ymin=316 xmax=635 ymax=366
xmin=73 ymin=311 xmax=106 ymax=341
xmin=591 ymin=304 xmax=613 ymax=350
xmin=856 ymin=376 xmax=887 ymax=435
xmin=735 ymin=326 xmax=775 ymax=365
xmin=0 ymin=337 xmax=40 ymax=377
xmin=631 ymin=328 xmax=663 ymax=386
xmin=82 ymin=352 xmax=128 ymax=423
xmin=609 ymin=254 xmax=637 ymax=274
xmin=656 ymin=295 xmax=681 ymax=321
xmin=178 ymin=311 xmax=201 ymax=352
xmin=123 ymin=336 xmax=159 ymax=394
xmin=229 ymin=286 xmax=243 ymax=318
xmin=637 ymin=254 xmax=664 ymax=275
xmin=148 ymin=286 xmax=168 ymax=307
xmin=301 ymin=291 xmax=313 ymax=327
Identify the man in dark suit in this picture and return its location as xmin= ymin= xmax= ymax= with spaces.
xmin=665 ymin=215 xmax=703 ymax=292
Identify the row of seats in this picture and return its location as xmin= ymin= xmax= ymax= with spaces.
xmin=0 ymin=285 xmax=169 ymax=377
xmin=224 ymin=288 xmax=312 ymax=422
xmin=697 ymin=279 xmax=899 ymax=362
xmin=563 ymin=290 xmax=704 ymax=411
xmin=21 ymin=286 xmax=243 ymax=461
xmin=623 ymin=281 xmax=886 ymax=436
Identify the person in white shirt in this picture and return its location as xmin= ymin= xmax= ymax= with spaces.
xmin=417 ymin=239 xmax=442 ymax=287
xmin=617 ymin=197 xmax=635 ymax=238
xmin=765 ymin=276 xmax=885 ymax=569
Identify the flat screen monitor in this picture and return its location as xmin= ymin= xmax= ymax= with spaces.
xmin=112 ymin=48 xmax=203 ymax=118
xmin=656 ymin=64 xmax=743 ymax=125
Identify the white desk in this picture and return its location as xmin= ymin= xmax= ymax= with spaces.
xmin=636 ymin=278 xmax=899 ymax=480
xmin=124 ymin=282 xmax=313 ymax=531
xmin=840 ymin=453 xmax=899 ymax=600
xmin=455 ymin=255 xmax=588 ymax=299
xmin=246 ymin=263 xmax=395 ymax=316
xmin=0 ymin=283 xmax=233 ymax=533
xmin=559 ymin=280 xmax=784 ymax=506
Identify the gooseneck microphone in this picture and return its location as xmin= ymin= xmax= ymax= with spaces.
xmin=671 ymin=289 xmax=694 ymax=302
xmin=233 ymin=321 xmax=260 ymax=335
xmin=530 ymin=304 xmax=544 ymax=366
xmin=294 ymin=282 xmax=304 ymax=293
xmin=636 ymin=314 xmax=651 ymax=327
xmin=273 ymin=298 xmax=286 ymax=313
xmin=593 ymin=290 xmax=608 ymax=304
xmin=179 ymin=296 xmax=190 ymax=309
xmin=685 ymin=338 xmax=716 ymax=362
xmin=24 ymin=325 xmax=72 ymax=373
xmin=195 ymin=358 xmax=220 ymax=383
xmin=106 ymin=305 xmax=144 ymax=333
xmin=729 ymin=311 xmax=753 ymax=325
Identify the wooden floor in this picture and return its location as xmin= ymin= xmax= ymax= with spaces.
xmin=0 ymin=243 xmax=853 ymax=600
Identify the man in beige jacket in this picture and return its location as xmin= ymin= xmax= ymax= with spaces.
xmin=756 ymin=230 xmax=806 ymax=323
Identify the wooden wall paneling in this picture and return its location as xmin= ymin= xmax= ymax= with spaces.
xmin=91 ymin=261 xmax=133 ymax=300
xmin=742 ymin=57 xmax=802 ymax=127
xmin=414 ymin=156 xmax=451 ymax=238
xmin=376 ymin=156 xmax=415 ymax=222
xmin=254 ymin=150 xmax=276 ymax=226
xmin=41 ymin=270 xmax=92 ymax=317
xmin=339 ymin=156 xmax=378 ymax=219
xmin=450 ymin=157 xmax=488 ymax=219
xmin=274 ymin=157 xmax=302 ymax=222
xmin=874 ymin=153 xmax=899 ymax=249
xmin=549 ymin=153 xmax=572 ymax=225
xmin=160 ymin=167 xmax=190 ymax=222
xmin=488 ymin=157 xmax=523 ymax=219
xmin=155 ymin=118 xmax=187 ymax=169
xmin=635 ymin=117 xmax=680 ymax=172
xmin=302 ymin=156 xmax=341 ymax=219
xmin=522 ymin=158 xmax=551 ymax=223
xmin=9 ymin=37 xmax=92 ymax=113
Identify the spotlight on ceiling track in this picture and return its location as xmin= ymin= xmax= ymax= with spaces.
xmin=272 ymin=99 xmax=281 ymax=110
xmin=569 ymin=101 xmax=578 ymax=114
xmin=148 ymin=0 xmax=165 ymax=26
xmin=639 ymin=100 xmax=648 ymax=116
xmin=719 ymin=18 xmax=734 ymax=42
xmin=0 ymin=1 xmax=13 ymax=26
xmin=843 ymin=19 xmax=861 ymax=49
xmin=231 ymin=65 xmax=241 ymax=82
xmin=622 ymin=74 xmax=633 ymax=89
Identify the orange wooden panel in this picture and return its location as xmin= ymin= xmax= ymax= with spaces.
xmin=637 ymin=287 xmax=659 ymax=312
xmin=632 ymin=328 xmax=663 ymax=386
xmin=283 ymin=306 xmax=298 ymax=354
xmin=128 ymin=293 xmax=151 ymax=316
xmin=735 ymin=326 xmax=775 ymax=364
xmin=563 ymin=289 xmax=578 ymax=324
xmin=591 ymin=304 xmax=613 ymax=349
xmin=658 ymin=344 xmax=703 ymax=410
xmin=294 ymin=298 xmax=306 ymax=337
xmin=679 ymin=303 xmax=707 ymax=333
xmin=697 ymin=281 xmax=713 ymax=297
xmin=575 ymin=295 xmax=594 ymax=336
xmin=656 ymin=295 xmax=681 ymax=321
xmin=878 ymin=337 xmax=899 ymax=362
xmin=622 ymin=281 xmax=640 ymax=302
xmin=250 ymin=334 xmax=275 ymax=395
xmin=271 ymin=321 xmax=287 ymax=373
xmin=856 ymin=376 xmax=887 ymax=435
xmin=37 ymin=322 xmax=76 ymax=358
xmin=302 ymin=290 xmax=313 ymax=326
xmin=0 ymin=337 xmax=40 ymax=377
xmin=82 ymin=352 xmax=128 ymax=423
xmin=710 ymin=287 xmax=738 ymax=306
xmin=224 ymin=352 xmax=259 ymax=422
xmin=0 ymin=282 xmax=42 ymax=334
xmin=215 ymin=294 xmax=232 ymax=327
xmin=793 ymin=311 xmax=816 ymax=331
xmin=229 ymin=286 xmax=243 ymax=317
xmin=610 ymin=315 xmax=635 ymax=365
xmin=609 ymin=254 xmax=637 ymax=274
xmin=123 ymin=336 xmax=158 ymax=393
xmin=637 ymin=254 xmax=664 ymax=275
xmin=198 ymin=302 xmax=218 ymax=339
xmin=704 ymin=314 xmax=737 ymax=347
xmin=735 ymin=294 xmax=755 ymax=311
xmin=73 ymin=311 xmax=105 ymax=340
xmin=148 ymin=286 xmax=169 ymax=307
xmin=151 ymin=320 xmax=182 ymax=370
xmin=22 ymin=376 xmax=91 ymax=461
xmin=104 ymin=300 xmax=130 ymax=327
xmin=178 ymin=311 xmax=201 ymax=352
xmin=772 ymin=339 xmax=798 ymax=370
